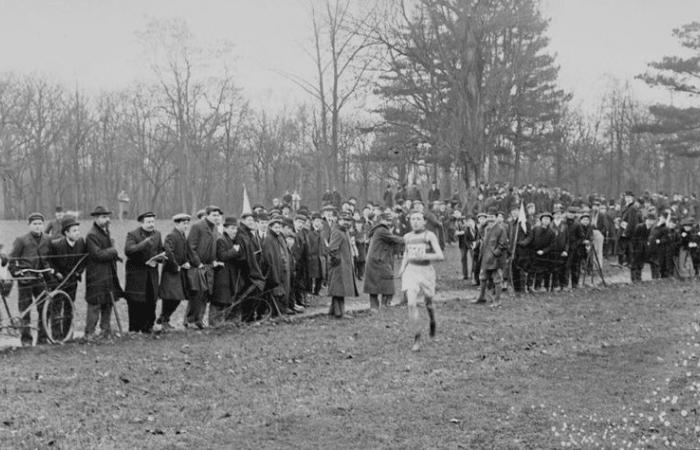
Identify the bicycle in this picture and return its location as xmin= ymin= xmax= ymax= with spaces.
xmin=220 ymin=284 xmax=279 ymax=324
xmin=0 ymin=259 xmax=84 ymax=345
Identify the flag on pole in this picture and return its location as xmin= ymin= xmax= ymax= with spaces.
xmin=242 ymin=184 xmax=252 ymax=215
xmin=518 ymin=201 xmax=527 ymax=233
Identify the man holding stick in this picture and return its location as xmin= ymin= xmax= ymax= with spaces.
xmin=85 ymin=206 xmax=123 ymax=339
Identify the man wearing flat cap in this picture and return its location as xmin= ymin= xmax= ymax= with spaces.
xmin=124 ymin=212 xmax=164 ymax=333
xmin=85 ymin=206 xmax=123 ymax=339
xmin=9 ymin=212 xmax=52 ymax=345
xmin=307 ymin=212 xmax=326 ymax=295
xmin=620 ymin=191 xmax=642 ymax=266
xmin=47 ymin=215 xmax=87 ymax=339
xmin=290 ymin=213 xmax=311 ymax=312
xmin=157 ymin=214 xmax=193 ymax=329
xmin=186 ymin=205 xmax=222 ymax=327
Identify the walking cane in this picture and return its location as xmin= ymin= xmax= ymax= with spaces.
xmin=590 ymin=243 xmax=607 ymax=287
xmin=110 ymin=292 xmax=124 ymax=336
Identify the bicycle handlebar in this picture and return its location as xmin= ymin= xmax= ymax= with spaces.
xmin=18 ymin=268 xmax=53 ymax=275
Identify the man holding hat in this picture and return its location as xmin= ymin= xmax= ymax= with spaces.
xmin=124 ymin=212 xmax=165 ymax=333
xmin=186 ymin=205 xmax=223 ymax=327
xmin=85 ymin=206 xmax=123 ymax=339
xmin=327 ymin=211 xmax=358 ymax=318
xmin=47 ymin=215 xmax=87 ymax=338
xmin=363 ymin=211 xmax=404 ymax=311
xmin=9 ymin=212 xmax=52 ymax=345
xmin=157 ymin=213 xmax=193 ymax=329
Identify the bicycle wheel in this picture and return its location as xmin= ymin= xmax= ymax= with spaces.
xmin=250 ymin=295 xmax=273 ymax=322
xmin=41 ymin=290 xmax=74 ymax=344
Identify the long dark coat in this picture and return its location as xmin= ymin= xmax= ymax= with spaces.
xmin=235 ymin=225 xmax=266 ymax=292
xmin=187 ymin=218 xmax=219 ymax=267
xmin=158 ymin=228 xmax=191 ymax=301
xmin=212 ymin=233 xmax=245 ymax=305
xmin=327 ymin=224 xmax=358 ymax=298
xmin=292 ymin=228 xmax=311 ymax=292
xmin=48 ymin=236 xmax=87 ymax=290
xmin=85 ymin=223 xmax=123 ymax=305
xmin=262 ymin=231 xmax=291 ymax=297
xmin=306 ymin=228 xmax=325 ymax=279
xmin=363 ymin=223 xmax=403 ymax=295
xmin=124 ymin=227 xmax=163 ymax=303
xmin=479 ymin=222 xmax=509 ymax=271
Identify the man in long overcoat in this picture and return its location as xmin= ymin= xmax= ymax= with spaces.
xmin=476 ymin=213 xmax=509 ymax=304
xmin=186 ymin=205 xmax=222 ymax=328
xmin=157 ymin=213 xmax=192 ymax=329
xmin=327 ymin=212 xmax=358 ymax=318
xmin=236 ymin=212 xmax=266 ymax=321
xmin=307 ymin=213 xmax=326 ymax=295
xmin=363 ymin=212 xmax=404 ymax=311
xmin=124 ymin=212 xmax=164 ymax=333
xmin=262 ymin=215 xmax=293 ymax=315
xmin=210 ymin=216 xmax=244 ymax=326
xmin=85 ymin=206 xmax=123 ymax=338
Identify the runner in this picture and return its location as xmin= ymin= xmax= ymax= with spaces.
xmin=399 ymin=210 xmax=444 ymax=352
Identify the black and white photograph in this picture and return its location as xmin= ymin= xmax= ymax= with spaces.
xmin=1 ymin=0 xmax=700 ymax=448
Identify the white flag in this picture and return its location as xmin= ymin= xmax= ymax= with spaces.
xmin=518 ymin=202 xmax=527 ymax=233
xmin=242 ymin=185 xmax=252 ymax=215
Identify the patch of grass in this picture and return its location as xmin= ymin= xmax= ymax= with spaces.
xmin=0 ymin=280 xmax=699 ymax=448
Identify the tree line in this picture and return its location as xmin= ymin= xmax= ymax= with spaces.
xmin=0 ymin=0 xmax=697 ymax=220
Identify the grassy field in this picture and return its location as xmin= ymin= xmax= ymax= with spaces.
xmin=0 ymin=220 xmax=698 ymax=448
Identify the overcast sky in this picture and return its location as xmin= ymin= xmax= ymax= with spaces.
xmin=0 ymin=0 xmax=698 ymax=110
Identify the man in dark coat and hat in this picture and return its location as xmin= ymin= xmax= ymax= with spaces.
xmin=124 ymin=211 xmax=165 ymax=333
xmin=262 ymin=215 xmax=293 ymax=315
xmin=9 ymin=212 xmax=52 ymax=345
xmin=327 ymin=212 xmax=358 ymax=318
xmin=186 ymin=205 xmax=222 ymax=328
xmin=85 ymin=206 xmax=123 ymax=338
xmin=236 ymin=212 xmax=266 ymax=321
xmin=307 ymin=212 xmax=326 ymax=295
xmin=157 ymin=213 xmax=192 ymax=329
xmin=363 ymin=212 xmax=404 ymax=311
xmin=47 ymin=215 xmax=87 ymax=339
xmin=210 ymin=216 xmax=244 ymax=327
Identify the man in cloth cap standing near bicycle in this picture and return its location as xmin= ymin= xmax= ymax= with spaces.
xmin=9 ymin=212 xmax=52 ymax=345
xmin=47 ymin=215 xmax=87 ymax=339
xmin=85 ymin=206 xmax=124 ymax=339
xmin=157 ymin=213 xmax=193 ymax=329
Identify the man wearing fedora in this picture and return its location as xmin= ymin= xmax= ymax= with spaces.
xmin=47 ymin=215 xmax=87 ymax=339
xmin=9 ymin=212 xmax=52 ymax=345
xmin=125 ymin=211 xmax=165 ymax=333
xmin=210 ymin=216 xmax=243 ymax=326
xmin=186 ymin=205 xmax=223 ymax=328
xmin=157 ymin=213 xmax=193 ymax=329
xmin=85 ymin=206 xmax=123 ymax=339
xmin=363 ymin=211 xmax=404 ymax=311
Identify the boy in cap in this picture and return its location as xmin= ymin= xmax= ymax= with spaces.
xmin=9 ymin=213 xmax=52 ymax=345
xmin=157 ymin=214 xmax=193 ymax=329
xmin=47 ymin=215 xmax=87 ymax=339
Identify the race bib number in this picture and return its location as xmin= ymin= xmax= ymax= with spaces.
xmin=406 ymin=242 xmax=427 ymax=259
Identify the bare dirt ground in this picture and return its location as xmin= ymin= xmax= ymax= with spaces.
xmin=1 ymin=221 xmax=699 ymax=448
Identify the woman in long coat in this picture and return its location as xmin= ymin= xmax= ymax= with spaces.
xmin=363 ymin=213 xmax=404 ymax=310
xmin=327 ymin=213 xmax=358 ymax=318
